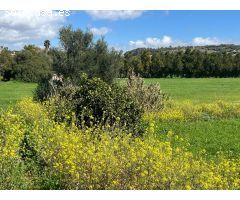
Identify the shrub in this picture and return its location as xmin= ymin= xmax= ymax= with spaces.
xmin=0 ymin=48 xmax=14 ymax=81
xmin=37 ymin=74 xmax=144 ymax=134
xmin=12 ymin=45 xmax=53 ymax=82
xmin=127 ymin=72 xmax=168 ymax=112
xmin=34 ymin=77 xmax=53 ymax=101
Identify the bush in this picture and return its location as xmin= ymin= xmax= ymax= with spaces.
xmin=127 ymin=72 xmax=168 ymax=112
xmin=12 ymin=45 xmax=53 ymax=82
xmin=1 ymin=69 xmax=12 ymax=81
xmin=36 ymin=74 xmax=144 ymax=134
xmin=34 ymin=77 xmax=52 ymax=101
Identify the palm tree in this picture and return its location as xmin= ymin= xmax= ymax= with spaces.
xmin=44 ymin=40 xmax=50 ymax=52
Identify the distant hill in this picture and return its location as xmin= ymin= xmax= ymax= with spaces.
xmin=126 ymin=44 xmax=240 ymax=56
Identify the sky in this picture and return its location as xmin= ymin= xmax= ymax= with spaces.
xmin=1 ymin=10 xmax=240 ymax=51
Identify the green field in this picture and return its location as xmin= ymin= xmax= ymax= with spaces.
xmin=1 ymin=78 xmax=240 ymax=108
xmin=0 ymin=81 xmax=37 ymax=108
xmin=1 ymin=78 xmax=240 ymax=189
xmin=119 ymin=78 xmax=240 ymax=103
xmin=1 ymin=79 xmax=240 ymax=157
xmin=157 ymin=120 xmax=240 ymax=158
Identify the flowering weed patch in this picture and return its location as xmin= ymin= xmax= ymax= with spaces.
xmin=145 ymin=100 xmax=240 ymax=122
xmin=1 ymin=99 xmax=240 ymax=189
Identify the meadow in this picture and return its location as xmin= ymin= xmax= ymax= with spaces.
xmin=120 ymin=78 xmax=240 ymax=158
xmin=1 ymin=78 xmax=240 ymax=157
xmin=119 ymin=78 xmax=240 ymax=103
xmin=1 ymin=78 xmax=240 ymax=189
xmin=156 ymin=119 xmax=240 ymax=158
xmin=0 ymin=81 xmax=36 ymax=108
xmin=1 ymin=78 xmax=240 ymax=108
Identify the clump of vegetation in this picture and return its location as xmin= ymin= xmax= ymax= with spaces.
xmin=32 ymin=26 xmax=144 ymax=134
xmin=127 ymin=72 xmax=168 ymax=112
xmin=12 ymin=45 xmax=53 ymax=82
xmin=0 ymin=48 xmax=14 ymax=81
xmin=51 ymin=26 xmax=123 ymax=84
xmin=34 ymin=74 xmax=64 ymax=101
xmin=0 ymin=45 xmax=53 ymax=82
xmin=37 ymin=73 xmax=144 ymax=135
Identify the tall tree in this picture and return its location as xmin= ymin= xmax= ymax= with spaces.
xmin=141 ymin=51 xmax=152 ymax=77
xmin=56 ymin=25 xmax=123 ymax=83
xmin=44 ymin=40 xmax=51 ymax=52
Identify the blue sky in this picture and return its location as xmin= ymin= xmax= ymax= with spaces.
xmin=1 ymin=10 xmax=240 ymax=50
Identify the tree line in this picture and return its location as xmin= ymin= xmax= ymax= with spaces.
xmin=2 ymin=26 xmax=240 ymax=82
xmin=0 ymin=26 xmax=123 ymax=83
xmin=121 ymin=48 xmax=240 ymax=78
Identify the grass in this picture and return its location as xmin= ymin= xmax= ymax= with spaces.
xmin=1 ymin=78 xmax=240 ymax=107
xmin=119 ymin=78 xmax=240 ymax=103
xmin=0 ymin=81 xmax=37 ymax=109
xmin=156 ymin=119 xmax=240 ymax=158
xmin=1 ymin=78 xmax=240 ymax=159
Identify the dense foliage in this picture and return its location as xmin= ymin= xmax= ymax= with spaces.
xmin=0 ymin=26 xmax=123 ymax=83
xmin=122 ymin=47 xmax=240 ymax=78
xmin=0 ymin=45 xmax=52 ymax=82
xmin=0 ymin=48 xmax=14 ymax=81
xmin=35 ymin=74 xmax=144 ymax=134
xmin=51 ymin=26 xmax=123 ymax=83
xmin=13 ymin=45 xmax=52 ymax=82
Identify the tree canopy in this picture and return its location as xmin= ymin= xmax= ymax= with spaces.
xmin=2 ymin=45 xmax=53 ymax=82
xmin=122 ymin=47 xmax=240 ymax=78
xmin=51 ymin=26 xmax=123 ymax=83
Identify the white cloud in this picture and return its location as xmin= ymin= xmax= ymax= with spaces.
xmin=192 ymin=37 xmax=221 ymax=46
xmin=129 ymin=35 xmax=184 ymax=49
xmin=128 ymin=35 xmax=231 ymax=50
xmin=85 ymin=10 xmax=144 ymax=20
xmin=89 ymin=27 xmax=111 ymax=36
xmin=0 ymin=10 xmax=66 ymax=49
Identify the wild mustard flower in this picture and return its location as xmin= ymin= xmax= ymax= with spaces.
xmin=1 ymin=99 xmax=240 ymax=189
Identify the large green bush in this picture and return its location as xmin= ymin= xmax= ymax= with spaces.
xmin=36 ymin=73 xmax=144 ymax=134
xmin=12 ymin=45 xmax=53 ymax=82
